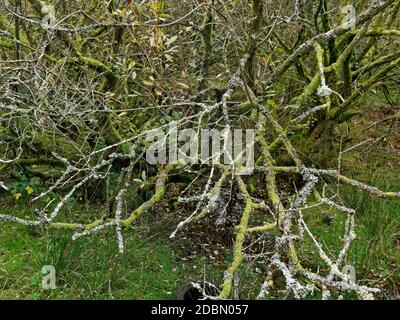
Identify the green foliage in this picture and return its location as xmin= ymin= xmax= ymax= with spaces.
xmin=0 ymin=215 xmax=201 ymax=299
xmin=342 ymin=168 xmax=400 ymax=287
xmin=7 ymin=171 xmax=41 ymax=202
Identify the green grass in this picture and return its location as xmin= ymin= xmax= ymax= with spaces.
xmin=0 ymin=215 xmax=205 ymax=299
xmin=295 ymin=164 xmax=400 ymax=298
xmin=342 ymin=167 xmax=400 ymax=288
xmin=1 ymin=133 xmax=399 ymax=299
xmin=1 ymin=165 xmax=399 ymax=300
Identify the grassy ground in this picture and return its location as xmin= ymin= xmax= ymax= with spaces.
xmin=0 ymin=101 xmax=399 ymax=300
xmin=0 ymin=195 xmax=222 ymax=300
xmin=1 ymin=165 xmax=398 ymax=300
xmin=299 ymin=169 xmax=400 ymax=299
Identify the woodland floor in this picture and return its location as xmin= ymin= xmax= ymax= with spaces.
xmin=0 ymin=98 xmax=399 ymax=300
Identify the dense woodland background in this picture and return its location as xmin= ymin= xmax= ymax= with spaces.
xmin=0 ymin=0 xmax=399 ymax=299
